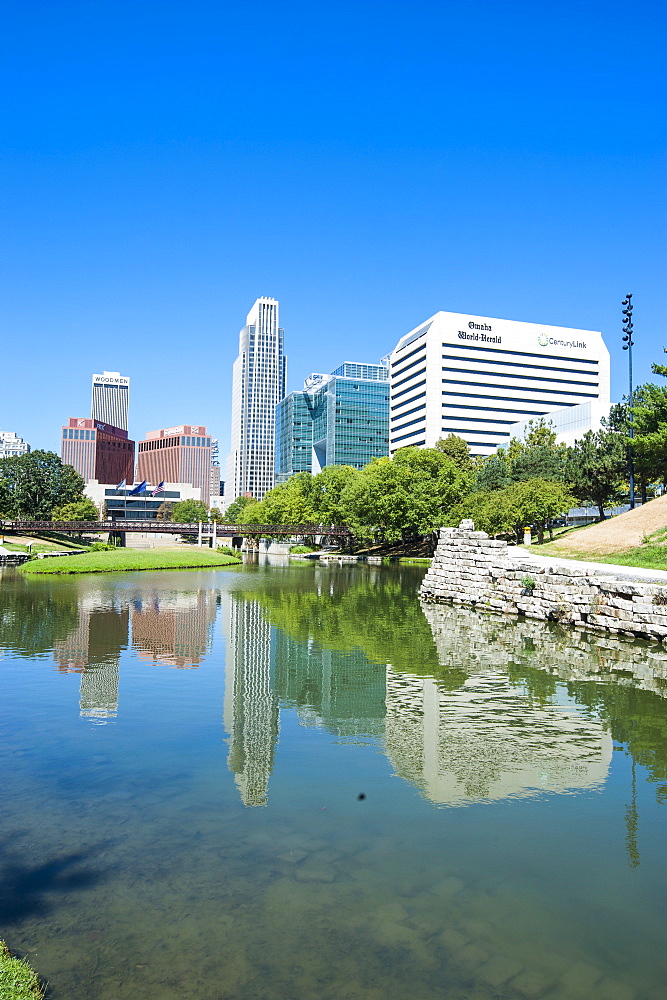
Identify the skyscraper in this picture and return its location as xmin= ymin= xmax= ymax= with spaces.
xmin=61 ymin=417 xmax=135 ymax=485
xmin=226 ymin=297 xmax=286 ymax=501
xmin=91 ymin=371 xmax=130 ymax=431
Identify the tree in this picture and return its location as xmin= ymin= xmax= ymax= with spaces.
xmin=473 ymin=449 xmax=512 ymax=492
xmin=340 ymin=447 xmax=471 ymax=546
xmin=156 ymin=501 xmax=173 ymax=521
xmin=566 ymin=429 xmax=627 ymax=520
xmin=434 ymin=434 xmax=474 ymax=472
xmin=52 ymin=498 xmax=99 ymax=521
xmin=505 ymin=419 xmax=568 ymax=483
xmin=629 ymin=375 xmax=667 ymax=494
xmin=508 ymin=478 xmax=576 ymax=543
xmin=209 ymin=507 xmax=223 ymax=522
xmin=0 ymin=451 xmax=85 ymax=519
xmin=171 ymin=499 xmax=209 ymax=523
xmin=224 ymin=495 xmax=257 ymax=523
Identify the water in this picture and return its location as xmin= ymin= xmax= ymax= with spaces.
xmin=1 ymin=559 xmax=666 ymax=1000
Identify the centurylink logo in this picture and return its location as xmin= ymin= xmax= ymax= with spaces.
xmin=538 ymin=333 xmax=549 ymax=347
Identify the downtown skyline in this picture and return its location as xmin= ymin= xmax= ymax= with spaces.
xmin=1 ymin=0 xmax=664 ymax=457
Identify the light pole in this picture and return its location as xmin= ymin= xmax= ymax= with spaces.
xmin=622 ymin=294 xmax=635 ymax=508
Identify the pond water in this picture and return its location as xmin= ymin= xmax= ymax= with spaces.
xmin=1 ymin=559 xmax=666 ymax=1000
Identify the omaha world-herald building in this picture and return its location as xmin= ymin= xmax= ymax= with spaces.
xmin=389 ymin=311 xmax=610 ymax=457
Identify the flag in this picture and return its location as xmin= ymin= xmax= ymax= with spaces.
xmin=151 ymin=481 xmax=165 ymax=497
xmin=115 ymin=478 xmax=126 ymax=490
xmin=128 ymin=480 xmax=147 ymax=496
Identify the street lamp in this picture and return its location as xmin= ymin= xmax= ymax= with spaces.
xmin=622 ymin=294 xmax=635 ymax=509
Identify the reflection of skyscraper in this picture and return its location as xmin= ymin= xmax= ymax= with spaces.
xmin=222 ymin=594 xmax=279 ymax=807
xmin=131 ymin=589 xmax=217 ymax=669
xmin=384 ymin=604 xmax=613 ymax=806
xmin=274 ymin=632 xmax=386 ymax=739
xmin=53 ymin=596 xmax=128 ymax=723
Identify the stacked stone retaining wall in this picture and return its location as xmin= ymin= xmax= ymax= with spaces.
xmin=419 ymin=523 xmax=667 ymax=643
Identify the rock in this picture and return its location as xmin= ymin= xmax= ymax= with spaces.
xmin=477 ymin=955 xmax=524 ymax=988
xmin=560 ymin=960 xmax=603 ymax=995
xmin=431 ymin=875 xmax=465 ymax=899
xmin=294 ymin=867 xmax=335 ymax=883
xmin=511 ymin=967 xmax=558 ymax=998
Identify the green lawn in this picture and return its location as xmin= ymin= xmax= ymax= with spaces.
xmin=0 ymin=942 xmax=44 ymax=1000
xmin=22 ymin=548 xmax=242 ymax=575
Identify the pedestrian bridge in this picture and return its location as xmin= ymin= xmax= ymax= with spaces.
xmin=1 ymin=520 xmax=352 ymax=538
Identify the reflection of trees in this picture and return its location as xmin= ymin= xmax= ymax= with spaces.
xmin=0 ymin=577 xmax=80 ymax=658
xmin=233 ymin=566 xmax=442 ymax=676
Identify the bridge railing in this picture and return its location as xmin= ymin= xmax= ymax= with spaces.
xmin=1 ymin=519 xmax=352 ymax=536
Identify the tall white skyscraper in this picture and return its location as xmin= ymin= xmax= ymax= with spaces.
xmin=226 ymin=297 xmax=286 ymax=501
xmin=91 ymin=371 xmax=130 ymax=431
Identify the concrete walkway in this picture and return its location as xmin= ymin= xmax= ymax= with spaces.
xmin=514 ymin=547 xmax=667 ymax=584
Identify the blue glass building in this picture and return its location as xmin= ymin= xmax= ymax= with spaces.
xmin=275 ymin=362 xmax=389 ymax=481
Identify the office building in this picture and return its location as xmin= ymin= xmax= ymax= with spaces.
xmin=61 ymin=418 xmax=135 ymax=486
xmin=508 ymin=399 xmax=607 ymax=447
xmin=275 ymin=361 xmax=389 ymax=481
xmin=226 ymin=297 xmax=287 ymax=501
xmin=388 ymin=311 xmax=610 ymax=458
xmin=137 ymin=425 xmax=212 ymax=506
xmin=0 ymin=430 xmax=30 ymax=459
xmin=91 ymin=371 xmax=130 ymax=431
xmin=84 ymin=480 xmax=202 ymax=522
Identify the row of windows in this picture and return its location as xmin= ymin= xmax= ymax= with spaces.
xmin=442 ymin=342 xmax=599 ymax=366
xmin=394 ymin=379 xmax=426 ymax=400
xmin=391 ymin=342 xmax=426 ymax=368
xmin=391 ymin=390 xmax=426 ymax=412
xmin=440 ymin=411 xmax=515 ymax=425
xmin=63 ymin=428 xmax=95 ymax=440
xmin=392 ymin=353 xmax=426 ymax=380
xmin=392 ymin=432 xmax=426 ymax=444
xmin=441 ymin=426 xmax=510 ymax=437
xmin=394 ymin=366 xmax=426 ymax=390
xmin=390 ymin=402 xmax=425 ymax=423
xmin=441 ymin=353 xmax=599 ymax=378
xmin=391 ymin=415 xmax=426 ymax=434
xmin=440 ymin=366 xmax=598 ymax=388
xmin=442 ymin=385 xmax=597 ymax=402
xmin=442 ymin=396 xmax=571 ymax=416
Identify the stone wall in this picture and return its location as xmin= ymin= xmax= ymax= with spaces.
xmin=419 ymin=522 xmax=667 ymax=643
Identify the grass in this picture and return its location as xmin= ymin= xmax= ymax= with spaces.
xmin=21 ymin=548 xmax=242 ymax=575
xmin=527 ymin=529 xmax=667 ymax=572
xmin=398 ymin=557 xmax=432 ymax=565
xmin=0 ymin=541 xmax=79 ymax=554
xmin=0 ymin=941 xmax=45 ymax=1000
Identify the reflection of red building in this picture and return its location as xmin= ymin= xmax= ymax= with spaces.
xmin=54 ymin=606 xmax=129 ymax=672
xmin=61 ymin=417 xmax=134 ymax=485
xmin=131 ymin=591 xmax=217 ymax=669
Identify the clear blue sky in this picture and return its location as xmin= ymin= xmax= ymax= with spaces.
xmin=2 ymin=0 xmax=665 ymax=458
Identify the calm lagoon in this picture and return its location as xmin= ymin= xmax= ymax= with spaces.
xmin=1 ymin=560 xmax=666 ymax=1000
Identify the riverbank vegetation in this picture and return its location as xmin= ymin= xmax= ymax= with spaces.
xmin=0 ymin=941 xmax=44 ymax=999
xmin=21 ymin=548 xmax=241 ymax=574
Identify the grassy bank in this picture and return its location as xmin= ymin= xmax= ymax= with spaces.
xmin=22 ymin=548 xmax=241 ymax=575
xmin=0 ymin=942 xmax=44 ymax=999
xmin=536 ymin=525 xmax=667 ymax=571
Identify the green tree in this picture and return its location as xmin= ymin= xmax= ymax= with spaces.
xmin=0 ymin=451 xmax=84 ymax=519
xmin=209 ymin=507 xmax=223 ymax=522
xmin=156 ymin=501 xmax=173 ymax=521
xmin=341 ymin=447 xmax=470 ymax=546
xmin=629 ymin=374 xmax=667 ymax=493
xmin=507 ymin=478 xmax=577 ymax=543
xmin=473 ymin=448 xmax=512 ymax=492
xmin=506 ymin=420 xmax=568 ymax=483
xmin=566 ymin=429 xmax=627 ymax=520
xmin=224 ymin=495 xmax=257 ymax=523
xmin=52 ymin=498 xmax=100 ymax=521
xmin=171 ymin=499 xmax=209 ymax=523
xmin=434 ymin=434 xmax=474 ymax=472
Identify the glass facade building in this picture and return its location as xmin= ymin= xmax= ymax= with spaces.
xmin=275 ymin=362 xmax=389 ymax=480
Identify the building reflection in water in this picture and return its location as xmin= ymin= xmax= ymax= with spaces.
xmin=131 ymin=588 xmax=218 ymax=669
xmin=53 ymin=593 xmax=128 ymax=724
xmin=222 ymin=595 xmax=279 ymax=807
xmin=217 ymin=591 xmax=667 ymax=809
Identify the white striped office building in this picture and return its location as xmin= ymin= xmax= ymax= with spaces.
xmin=389 ymin=311 xmax=610 ymax=457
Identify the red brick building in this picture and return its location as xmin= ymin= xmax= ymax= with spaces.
xmin=136 ymin=425 xmax=212 ymax=505
xmin=61 ymin=418 xmax=135 ymax=486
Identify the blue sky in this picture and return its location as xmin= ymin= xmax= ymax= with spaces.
xmin=2 ymin=0 xmax=665 ymax=458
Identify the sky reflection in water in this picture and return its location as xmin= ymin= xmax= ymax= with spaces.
xmin=1 ymin=561 xmax=666 ymax=1000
